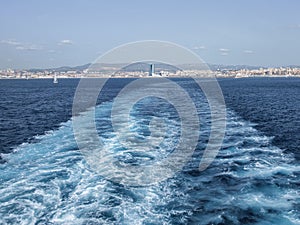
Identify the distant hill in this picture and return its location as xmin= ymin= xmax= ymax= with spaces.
xmin=120 ymin=62 xmax=181 ymax=73
xmin=28 ymin=64 xmax=91 ymax=73
xmin=208 ymin=64 xmax=264 ymax=71
xmin=28 ymin=62 xmax=181 ymax=73
xmin=27 ymin=63 xmax=299 ymax=73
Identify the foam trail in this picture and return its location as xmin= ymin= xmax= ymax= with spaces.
xmin=0 ymin=99 xmax=299 ymax=224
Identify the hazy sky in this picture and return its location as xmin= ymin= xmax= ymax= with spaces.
xmin=0 ymin=0 xmax=300 ymax=69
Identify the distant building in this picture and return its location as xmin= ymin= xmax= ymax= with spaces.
xmin=149 ymin=64 xmax=155 ymax=76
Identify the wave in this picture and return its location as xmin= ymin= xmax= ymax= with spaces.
xmin=0 ymin=100 xmax=299 ymax=224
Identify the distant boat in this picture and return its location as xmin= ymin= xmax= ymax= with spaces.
xmin=53 ymin=74 xmax=58 ymax=84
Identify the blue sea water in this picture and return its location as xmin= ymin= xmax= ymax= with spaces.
xmin=0 ymin=78 xmax=299 ymax=224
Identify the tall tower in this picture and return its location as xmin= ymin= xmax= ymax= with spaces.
xmin=149 ymin=63 xmax=155 ymax=76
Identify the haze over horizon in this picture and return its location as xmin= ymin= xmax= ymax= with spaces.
xmin=1 ymin=0 xmax=300 ymax=69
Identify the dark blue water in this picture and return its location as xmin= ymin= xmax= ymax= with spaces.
xmin=219 ymin=78 xmax=300 ymax=161
xmin=0 ymin=78 xmax=299 ymax=224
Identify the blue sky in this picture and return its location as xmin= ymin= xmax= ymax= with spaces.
xmin=0 ymin=0 xmax=300 ymax=69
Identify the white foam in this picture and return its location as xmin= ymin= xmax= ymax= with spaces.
xmin=0 ymin=98 xmax=299 ymax=224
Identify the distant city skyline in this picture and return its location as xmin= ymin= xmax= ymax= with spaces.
xmin=0 ymin=0 xmax=300 ymax=69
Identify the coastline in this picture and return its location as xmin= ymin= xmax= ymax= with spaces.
xmin=1 ymin=75 xmax=300 ymax=79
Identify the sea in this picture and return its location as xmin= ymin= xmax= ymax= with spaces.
xmin=0 ymin=78 xmax=299 ymax=225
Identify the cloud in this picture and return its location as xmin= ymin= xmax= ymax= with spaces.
xmin=219 ymin=48 xmax=230 ymax=56
xmin=192 ymin=46 xmax=206 ymax=50
xmin=58 ymin=39 xmax=73 ymax=45
xmin=243 ymin=50 xmax=254 ymax=54
xmin=219 ymin=48 xmax=230 ymax=52
xmin=16 ymin=45 xmax=42 ymax=51
xmin=1 ymin=39 xmax=21 ymax=46
xmin=1 ymin=39 xmax=42 ymax=51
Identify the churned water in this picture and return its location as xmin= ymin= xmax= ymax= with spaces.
xmin=0 ymin=78 xmax=299 ymax=224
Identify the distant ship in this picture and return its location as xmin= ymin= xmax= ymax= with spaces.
xmin=53 ymin=73 xmax=58 ymax=84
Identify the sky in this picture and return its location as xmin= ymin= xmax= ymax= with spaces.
xmin=0 ymin=0 xmax=300 ymax=69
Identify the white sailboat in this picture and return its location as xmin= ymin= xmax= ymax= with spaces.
xmin=53 ymin=73 xmax=58 ymax=84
